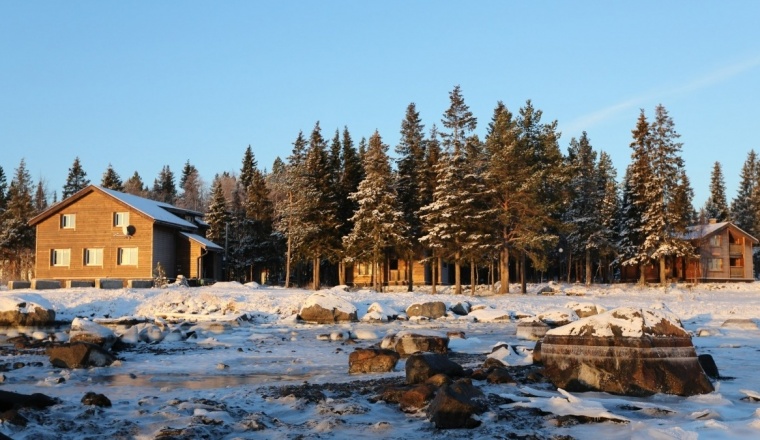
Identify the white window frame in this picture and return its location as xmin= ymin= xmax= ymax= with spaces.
xmin=709 ymin=235 xmax=721 ymax=247
xmin=708 ymin=258 xmax=723 ymax=271
xmin=51 ymin=249 xmax=71 ymax=267
xmin=84 ymin=248 xmax=104 ymax=266
xmin=60 ymin=214 xmax=76 ymax=229
xmin=118 ymin=247 xmax=138 ymax=266
xmin=114 ymin=212 xmax=129 ymax=227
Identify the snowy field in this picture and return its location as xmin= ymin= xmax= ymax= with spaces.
xmin=3 ymin=281 xmax=760 ymax=439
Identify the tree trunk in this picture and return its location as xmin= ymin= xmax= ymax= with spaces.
xmin=406 ymin=253 xmax=414 ymax=292
xmin=454 ymin=252 xmax=462 ymax=294
xmin=285 ymin=235 xmax=292 ymax=288
xmin=659 ymin=256 xmax=667 ymax=286
xmin=520 ymin=251 xmax=527 ymax=294
xmin=499 ymin=247 xmax=509 ymax=294
xmin=639 ymin=261 xmax=646 ymax=285
xmin=585 ymin=248 xmax=592 ymax=286
xmin=470 ymin=258 xmax=476 ymax=296
xmin=431 ymin=257 xmax=437 ymax=294
xmin=566 ymin=250 xmax=572 ymax=283
xmin=338 ymin=260 xmax=345 ymax=286
xmin=313 ymin=256 xmax=320 ymax=290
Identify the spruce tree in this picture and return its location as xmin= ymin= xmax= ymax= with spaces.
xmin=0 ymin=166 xmax=8 ymax=212
xmin=177 ymin=161 xmax=204 ymax=212
xmin=395 ymin=103 xmax=426 ymax=291
xmin=124 ymin=171 xmax=148 ymax=197
xmin=344 ymin=130 xmax=408 ymax=292
xmin=62 ymin=157 xmax=90 ymax=199
xmin=239 ymin=146 xmax=256 ymax=190
xmin=100 ymin=163 xmax=124 ymax=191
xmin=0 ymin=159 xmax=36 ymax=280
xmin=206 ymin=175 xmax=231 ymax=244
xmin=731 ymin=150 xmax=757 ymax=236
xmin=704 ymin=161 xmax=729 ymax=222
xmin=34 ymin=180 xmax=48 ymax=212
xmin=151 ymin=165 xmax=177 ymax=204
xmin=277 ymin=131 xmax=309 ymax=288
xmin=335 ymin=127 xmax=362 ymax=285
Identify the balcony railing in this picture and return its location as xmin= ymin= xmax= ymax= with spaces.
xmin=729 ymin=244 xmax=744 ymax=255
xmin=730 ymin=267 xmax=745 ymax=278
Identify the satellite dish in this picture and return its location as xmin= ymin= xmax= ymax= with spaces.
xmin=123 ymin=225 xmax=136 ymax=237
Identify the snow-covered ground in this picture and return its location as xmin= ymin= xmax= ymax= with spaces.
xmin=3 ymin=281 xmax=760 ymax=439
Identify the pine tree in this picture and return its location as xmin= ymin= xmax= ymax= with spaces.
xmin=0 ymin=159 xmax=36 ymax=280
xmin=34 ymin=180 xmax=48 ymax=212
xmin=177 ymin=161 xmax=204 ymax=211
xmin=704 ymin=161 xmax=729 ymax=222
xmin=671 ymin=169 xmax=696 ymax=227
xmin=731 ymin=150 xmax=757 ymax=236
xmin=100 ymin=163 xmax=124 ymax=191
xmin=151 ymin=165 xmax=177 ymax=204
xmin=276 ymin=131 xmax=309 ymax=288
xmin=124 ymin=171 xmax=148 ymax=197
xmin=62 ymin=157 xmax=90 ymax=199
xmin=344 ymin=130 xmax=408 ymax=292
xmin=335 ymin=127 xmax=362 ymax=285
xmin=239 ymin=146 xmax=256 ymax=190
xmin=395 ymin=102 xmax=427 ymax=291
xmin=0 ymin=166 xmax=8 ymax=213
xmin=596 ymin=151 xmax=620 ymax=282
xmin=620 ymin=111 xmax=651 ymax=282
xmin=206 ymin=175 xmax=230 ymax=244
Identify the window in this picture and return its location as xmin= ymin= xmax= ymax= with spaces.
xmin=60 ymin=214 xmax=76 ymax=229
xmin=708 ymin=258 xmax=723 ymax=271
xmin=114 ymin=212 xmax=129 ymax=227
xmin=118 ymin=247 xmax=138 ymax=266
xmin=84 ymin=248 xmax=103 ymax=266
xmin=51 ymin=249 xmax=71 ymax=267
xmin=709 ymin=235 xmax=721 ymax=247
xmin=358 ymin=263 xmax=373 ymax=275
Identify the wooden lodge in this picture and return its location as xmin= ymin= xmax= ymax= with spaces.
xmin=28 ymin=185 xmax=223 ymax=286
xmin=621 ymin=220 xmax=758 ymax=283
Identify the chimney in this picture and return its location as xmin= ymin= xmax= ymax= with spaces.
xmin=709 ymin=218 xmax=717 ymax=224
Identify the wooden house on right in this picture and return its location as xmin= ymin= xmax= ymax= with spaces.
xmin=621 ymin=220 xmax=758 ymax=283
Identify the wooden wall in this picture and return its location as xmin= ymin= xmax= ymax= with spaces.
xmin=34 ymin=190 xmax=154 ymax=280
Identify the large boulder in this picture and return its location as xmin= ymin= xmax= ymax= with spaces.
xmin=541 ymin=307 xmax=714 ymax=397
xmin=47 ymin=342 xmax=116 ymax=368
xmin=69 ymin=318 xmax=117 ymax=348
xmin=405 ymin=353 xmax=464 ymax=384
xmin=516 ymin=318 xmax=550 ymax=340
xmin=406 ymin=301 xmax=447 ymax=319
xmin=426 ymin=379 xmax=487 ymax=429
xmin=348 ymin=348 xmax=399 ymax=374
xmin=0 ymin=295 xmax=56 ymax=326
xmin=298 ymin=291 xmax=358 ymax=324
xmin=381 ymin=331 xmax=449 ymax=357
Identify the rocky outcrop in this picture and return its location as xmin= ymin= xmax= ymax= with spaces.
xmin=405 ymin=353 xmax=464 ymax=384
xmin=406 ymin=301 xmax=447 ymax=319
xmin=0 ymin=390 xmax=58 ymax=411
xmin=516 ymin=319 xmax=550 ymax=340
xmin=381 ymin=331 xmax=449 ymax=357
xmin=541 ymin=307 xmax=714 ymax=397
xmin=298 ymin=291 xmax=358 ymax=324
xmin=0 ymin=296 xmax=56 ymax=326
xmin=69 ymin=318 xmax=117 ymax=348
xmin=47 ymin=342 xmax=116 ymax=368
xmin=348 ymin=348 xmax=399 ymax=374
xmin=426 ymin=379 xmax=487 ymax=429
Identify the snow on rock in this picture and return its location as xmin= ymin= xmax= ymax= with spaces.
xmin=564 ymin=301 xmax=606 ymax=318
xmin=0 ymin=293 xmax=56 ymax=326
xmin=468 ymin=307 xmax=512 ymax=322
xmin=546 ymin=307 xmax=685 ymax=338
xmin=69 ymin=317 xmax=117 ymax=347
xmin=513 ymin=388 xmax=629 ymax=423
xmin=298 ymin=290 xmax=358 ymax=323
xmin=361 ymin=302 xmax=400 ymax=322
xmin=536 ymin=308 xmax=578 ymax=327
xmin=487 ymin=343 xmax=532 ymax=366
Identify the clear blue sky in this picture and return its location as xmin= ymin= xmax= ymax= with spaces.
xmin=2 ymin=1 xmax=759 ymax=207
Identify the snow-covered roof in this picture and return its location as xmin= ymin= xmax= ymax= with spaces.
xmin=682 ymin=221 xmax=759 ymax=243
xmin=180 ymin=232 xmax=224 ymax=251
xmin=98 ymin=187 xmax=198 ymax=230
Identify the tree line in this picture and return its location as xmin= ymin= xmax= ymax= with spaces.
xmin=0 ymin=85 xmax=756 ymax=289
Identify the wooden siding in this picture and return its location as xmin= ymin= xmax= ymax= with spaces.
xmin=34 ymin=190 xmax=154 ymax=280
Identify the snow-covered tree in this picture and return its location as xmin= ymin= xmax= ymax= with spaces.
xmin=124 ymin=171 xmax=148 ymax=197
xmin=0 ymin=159 xmax=36 ymax=280
xmin=151 ymin=165 xmax=177 ymax=204
xmin=704 ymin=161 xmax=729 ymax=222
xmin=176 ymin=160 xmax=205 ymax=212
xmin=205 ymin=175 xmax=230 ymax=244
xmin=731 ymin=150 xmax=757 ymax=237
xmin=344 ymin=130 xmax=408 ymax=292
xmin=62 ymin=157 xmax=90 ymax=199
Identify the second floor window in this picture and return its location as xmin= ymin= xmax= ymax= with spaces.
xmin=114 ymin=212 xmax=129 ymax=227
xmin=60 ymin=214 xmax=76 ymax=229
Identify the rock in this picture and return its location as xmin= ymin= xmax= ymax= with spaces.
xmin=399 ymin=384 xmax=437 ymax=412
xmin=533 ymin=340 xmax=542 ymax=364
xmin=537 ymin=308 xmax=578 ymax=327
xmin=381 ymin=331 xmax=449 ymax=357
xmin=0 ymin=390 xmax=58 ymax=411
xmin=721 ymin=318 xmax=758 ymax=330
xmin=406 ymin=301 xmax=447 ymax=319
xmin=363 ymin=302 xmax=400 ymax=322
xmin=81 ymin=392 xmax=112 ymax=408
xmin=449 ymin=301 xmax=471 ymax=316
xmin=0 ymin=409 xmax=27 ymax=427
xmin=426 ymin=373 xmax=453 ymax=387
xmin=426 ymin=379 xmax=488 ymax=429
xmin=298 ymin=291 xmax=358 ymax=323
xmin=405 ymin=353 xmax=464 ymax=384
xmin=698 ymin=354 xmax=720 ymax=379
xmin=565 ymin=301 xmax=606 ymax=318
xmin=47 ymin=342 xmax=117 ymax=369
xmin=483 ymin=357 xmax=506 ymax=369
xmin=535 ymin=284 xmax=554 ymax=295
xmin=486 ymin=368 xmax=516 ymax=384
xmin=0 ymin=296 xmax=56 ymax=326
xmin=348 ymin=348 xmax=400 ymax=374
xmin=541 ymin=307 xmax=714 ymax=397
xmin=516 ymin=319 xmax=550 ymax=340
xmin=69 ymin=318 xmax=117 ymax=348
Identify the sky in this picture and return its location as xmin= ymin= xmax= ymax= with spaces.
xmin=1 ymin=1 xmax=759 ymax=207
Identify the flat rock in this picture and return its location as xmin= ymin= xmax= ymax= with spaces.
xmin=406 ymin=301 xmax=447 ymax=319
xmin=298 ymin=291 xmax=358 ymax=323
xmin=348 ymin=348 xmax=399 ymax=374
xmin=405 ymin=353 xmax=464 ymax=385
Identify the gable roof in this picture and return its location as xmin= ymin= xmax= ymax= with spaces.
xmin=683 ymin=221 xmax=759 ymax=244
xmin=29 ymin=185 xmax=199 ymax=230
xmin=180 ymin=232 xmax=224 ymax=252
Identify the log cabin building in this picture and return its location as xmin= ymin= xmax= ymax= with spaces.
xmin=621 ymin=220 xmax=758 ymax=283
xmin=29 ymin=185 xmax=223 ymax=286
